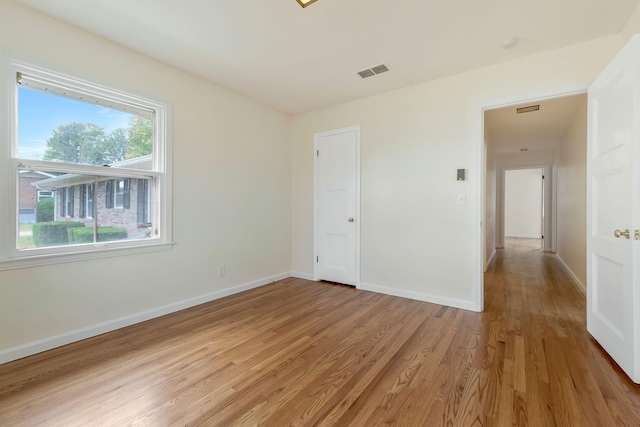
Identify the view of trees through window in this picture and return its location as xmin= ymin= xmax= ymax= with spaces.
xmin=16 ymin=84 xmax=155 ymax=249
xmin=42 ymin=116 xmax=152 ymax=165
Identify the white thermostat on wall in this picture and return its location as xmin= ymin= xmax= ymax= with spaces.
xmin=457 ymin=169 xmax=466 ymax=181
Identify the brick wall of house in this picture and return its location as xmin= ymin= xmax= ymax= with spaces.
xmin=55 ymin=178 xmax=151 ymax=240
xmin=19 ymin=177 xmax=40 ymax=210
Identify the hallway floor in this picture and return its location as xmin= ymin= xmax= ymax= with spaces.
xmin=484 ymin=240 xmax=640 ymax=425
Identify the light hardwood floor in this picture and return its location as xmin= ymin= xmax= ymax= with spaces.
xmin=1 ymin=244 xmax=640 ymax=426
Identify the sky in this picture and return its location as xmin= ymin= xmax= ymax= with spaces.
xmin=18 ymin=87 xmax=134 ymax=160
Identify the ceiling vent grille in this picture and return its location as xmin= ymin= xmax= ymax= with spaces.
xmin=516 ymin=105 xmax=540 ymax=114
xmin=357 ymin=64 xmax=390 ymax=79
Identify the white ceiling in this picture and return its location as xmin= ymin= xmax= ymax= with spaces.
xmin=13 ymin=0 xmax=639 ymax=114
xmin=485 ymin=94 xmax=587 ymax=154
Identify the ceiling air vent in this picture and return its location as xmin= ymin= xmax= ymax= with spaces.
xmin=357 ymin=69 xmax=376 ymax=79
xmin=357 ymin=64 xmax=390 ymax=79
xmin=516 ymin=105 xmax=540 ymax=114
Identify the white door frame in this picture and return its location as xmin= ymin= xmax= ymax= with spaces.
xmin=313 ymin=125 xmax=361 ymax=285
xmin=475 ymin=85 xmax=587 ymax=312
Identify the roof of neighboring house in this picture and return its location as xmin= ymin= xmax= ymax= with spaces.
xmin=19 ymin=170 xmax=57 ymax=180
xmin=31 ymin=155 xmax=152 ymax=190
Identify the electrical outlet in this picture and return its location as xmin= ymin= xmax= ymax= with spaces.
xmin=218 ymin=265 xmax=225 ymax=277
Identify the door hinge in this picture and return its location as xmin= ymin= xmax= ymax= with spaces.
xmin=316 ymin=255 xmax=319 ymax=262
xmin=316 ymin=149 xmax=319 ymax=157
xmin=542 ymin=235 xmax=544 ymax=239
xmin=542 ymin=175 xmax=545 ymax=180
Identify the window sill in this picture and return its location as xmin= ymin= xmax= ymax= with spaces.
xmin=0 ymin=241 xmax=175 ymax=271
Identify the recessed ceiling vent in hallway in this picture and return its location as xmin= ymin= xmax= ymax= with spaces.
xmin=516 ymin=104 xmax=540 ymax=114
xmin=357 ymin=64 xmax=389 ymax=79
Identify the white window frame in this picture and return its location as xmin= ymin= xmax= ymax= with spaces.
xmin=1 ymin=60 xmax=173 ymax=270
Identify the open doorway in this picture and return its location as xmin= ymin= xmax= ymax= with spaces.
xmin=481 ymin=93 xmax=588 ymax=305
xmin=504 ymin=168 xmax=544 ymax=251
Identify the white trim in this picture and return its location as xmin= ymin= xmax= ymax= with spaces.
xmin=291 ymin=271 xmax=314 ymax=280
xmin=555 ymin=254 xmax=586 ymax=295
xmin=0 ymin=241 xmax=174 ymax=271
xmin=313 ymin=125 xmax=361 ymax=286
xmin=0 ymin=271 xmax=290 ymax=365
xmin=475 ymin=107 xmax=485 ymax=312
xmin=358 ymin=282 xmax=476 ymax=312
xmin=476 ymin=85 xmax=589 ymax=314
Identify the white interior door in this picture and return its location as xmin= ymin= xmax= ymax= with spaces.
xmin=587 ymin=35 xmax=639 ymax=383
xmin=314 ymin=126 xmax=359 ymax=286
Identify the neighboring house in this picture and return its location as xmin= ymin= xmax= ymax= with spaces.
xmin=18 ymin=170 xmax=56 ymax=223
xmin=31 ymin=156 xmax=153 ymax=239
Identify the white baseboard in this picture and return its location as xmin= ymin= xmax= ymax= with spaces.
xmin=484 ymin=249 xmax=497 ymax=272
xmin=0 ymin=272 xmax=290 ymax=365
xmin=290 ymin=271 xmax=314 ymax=281
xmin=554 ymin=255 xmax=586 ymax=295
xmin=357 ymin=282 xmax=476 ymax=312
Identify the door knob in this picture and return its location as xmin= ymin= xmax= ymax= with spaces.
xmin=614 ymin=229 xmax=631 ymax=239
xmin=348 ymin=218 xmax=354 ymax=222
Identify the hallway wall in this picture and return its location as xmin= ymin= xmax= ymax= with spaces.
xmin=556 ymin=99 xmax=587 ymax=290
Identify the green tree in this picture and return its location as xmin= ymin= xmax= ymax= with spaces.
xmin=43 ymin=123 xmax=129 ymax=165
xmin=84 ymin=128 xmax=128 ymax=165
xmin=125 ymin=116 xmax=153 ymax=159
xmin=43 ymin=122 xmax=99 ymax=164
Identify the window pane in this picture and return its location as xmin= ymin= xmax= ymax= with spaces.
xmin=18 ymin=169 xmax=154 ymax=249
xmin=18 ymin=86 xmax=153 ymax=166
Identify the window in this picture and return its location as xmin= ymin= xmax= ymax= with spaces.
xmin=86 ymin=184 xmax=94 ymax=220
xmin=37 ymin=190 xmax=53 ymax=201
xmin=4 ymin=61 xmax=172 ymax=269
xmin=64 ymin=187 xmax=74 ymax=218
xmin=113 ymin=179 xmax=129 ymax=209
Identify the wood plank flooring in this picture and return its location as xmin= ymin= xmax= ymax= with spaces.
xmin=1 ymin=242 xmax=640 ymax=426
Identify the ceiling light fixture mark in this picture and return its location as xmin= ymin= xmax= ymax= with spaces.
xmin=502 ymin=37 xmax=518 ymax=49
xmin=296 ymin=0 xmax=319 ymax=8
xmin=516 ymin=105 xmax=540 ymax=114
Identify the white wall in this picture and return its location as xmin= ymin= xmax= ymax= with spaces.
xmin=291 ymin=35 xmax=625 ymax=311
xmin=556 ymin=100 xmax=587 ymax=290
xmin=504 ymin=169 xmax=543 ymax=239
xmin=0 ymin=2 xmax=292 ymax=361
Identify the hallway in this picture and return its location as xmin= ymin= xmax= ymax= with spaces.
xmin=485 ymin=240 xmax=640 ymax=425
